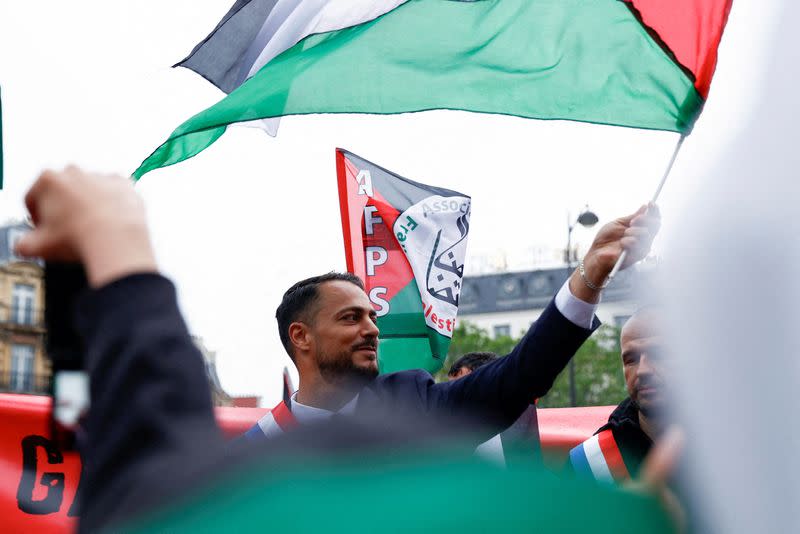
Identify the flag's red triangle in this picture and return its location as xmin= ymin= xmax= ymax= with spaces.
xmin=625 ymin=0 xmax=733 ymax=99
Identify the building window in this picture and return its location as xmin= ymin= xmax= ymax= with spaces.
xmin=12 ymin=283 xmax=36 ymax=325
xmin=493 ymin=324 xmax=511 ymax=338
xmin=460 ymin=283 xmax=479 ymax=305
xmin=10 ymin=344 xmax=35 ymax=392
xmin=528 ymin=274 xmax=549 ymax=294
xmin=500 ymin=278 xmax=522 ymax=298
xmin=8 ymin=228 xmax=28 ymax=260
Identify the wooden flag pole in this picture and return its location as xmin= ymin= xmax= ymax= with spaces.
xmin=606 ymin=133 xmax=686 ymax=282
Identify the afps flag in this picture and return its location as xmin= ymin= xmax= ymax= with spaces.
xmin=337 ymin=149 xmax=470 ymax=374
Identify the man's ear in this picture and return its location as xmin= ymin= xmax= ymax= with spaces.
xmin=288 ymin=322 xmax=312 ymax=354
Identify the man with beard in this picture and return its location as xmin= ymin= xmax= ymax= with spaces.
xmin=244 ymin=205 xmax=660 ymax=442
xmin=569 ymin=307 xmax=665 ymax=483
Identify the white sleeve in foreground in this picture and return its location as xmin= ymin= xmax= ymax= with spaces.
xmin=554 ymin=280 xmax=598 ymax=329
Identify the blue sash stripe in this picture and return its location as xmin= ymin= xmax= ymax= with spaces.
xmin=569 ymin=444 xmax=592 ymax=478
xmin=244 ymin=424 xmax=266 ymax=440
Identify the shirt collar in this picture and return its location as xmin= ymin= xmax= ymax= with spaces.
xmin=290 ymin=391 xmax=359 ymax=425
xmin=289 ymin=392 xmax=334 ymax=425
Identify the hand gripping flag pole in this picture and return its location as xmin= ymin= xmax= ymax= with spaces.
xmin=606 ymin=133 xmax=686 ymax=282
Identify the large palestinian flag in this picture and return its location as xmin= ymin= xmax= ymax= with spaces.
xmin=134 ymin=0 xmax=732 ymax=179
xmin=337 ymin=149 xmax=470 ymax=374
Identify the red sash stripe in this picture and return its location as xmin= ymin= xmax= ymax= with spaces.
xmin=597 ymin=429 xmax=631 ymax=482
xmin=271 ymin=401 xmax=298 ymax=432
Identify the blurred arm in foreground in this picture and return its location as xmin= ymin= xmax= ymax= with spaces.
xmin=17 ymin=167 xmax=222 ymax=531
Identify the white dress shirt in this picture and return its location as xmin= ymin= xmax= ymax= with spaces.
xmin=554 ymin=279 xmax=598 ymax=330
xmin=289 ymin=391 xmax=359 ymax=424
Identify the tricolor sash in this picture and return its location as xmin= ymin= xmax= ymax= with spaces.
xmin=569 ymin=429 xmax=631 ymax=484
xmin=243 ymin=395 xmax=361 ymax=440
xmin=471 ymin=405 xmax=541 ymax=466
xmin=245 ymin=400 xmax=298 ymax=440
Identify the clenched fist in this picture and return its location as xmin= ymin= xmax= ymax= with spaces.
xmin=569 ymin=204 xmax=661 ymax=303
xmin=16 ymin=166 xmax=157 ymax=288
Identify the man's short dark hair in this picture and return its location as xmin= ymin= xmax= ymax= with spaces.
xmin=276 ymin=272 xmax=365 ymax=360
xmin=447 ymin=352 xmax=499 ymax=377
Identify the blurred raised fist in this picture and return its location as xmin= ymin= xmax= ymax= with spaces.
xmin=16 ymin=166 xmax=157 ymax=287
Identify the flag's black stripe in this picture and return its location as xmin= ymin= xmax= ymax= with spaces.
xmin=175 ymin=0 xmax=279 ymax=93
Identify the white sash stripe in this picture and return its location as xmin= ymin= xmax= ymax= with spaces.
xmin=256 ymin=411 xmax=286 ymax=438
xmin=256 ymin=393 xmax=356 ymax=438
xmin=474 ymin=434 xmax=506 ymax=466
xmin=583 ymin=434 xmax=614 ymax=483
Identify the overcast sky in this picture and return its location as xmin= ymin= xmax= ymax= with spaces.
xmin=0 ymin=1 xmax=779 ymax=404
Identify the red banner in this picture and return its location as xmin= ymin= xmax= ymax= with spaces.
xmin=0 ymin=393 xmax=610 ymax=532
xmin=0 ymin=395 xmax=80 ymax=533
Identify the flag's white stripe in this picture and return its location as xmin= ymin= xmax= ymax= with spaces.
xmin=236 ymin=0 xmax=303 ymax=85
xmin=235 ymin=0 xmax=409 ymax=136
xmin=244 ymin=0 xmax=410 ymax=81
xmin=583 ymin=434 xmax=614 ymax=483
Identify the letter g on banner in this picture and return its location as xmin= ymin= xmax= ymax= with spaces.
xmin=17 ymin=435 xmax=65 ymax=515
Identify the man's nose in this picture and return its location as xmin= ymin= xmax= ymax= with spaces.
xmin=637 ymin=353 xmax=654 ymax=375
xmin=362 ymin=317 xmax=380 ymax=337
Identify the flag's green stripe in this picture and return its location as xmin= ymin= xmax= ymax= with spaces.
xmin=377 ymin=280 xmax=455 ymax=374
xmin=134 ymin=0 xmax=703 ymax=178
xmin=380 ymin=330 xmax=449 ymax=375
xmin=378 ymin=337 xmax=439 ymax=374
xmin=428 ymin=330 xmax=451 ymax=363
xmin=126 ymin=448 xmax=672 ymax=533
xmin=135 ymin=125 xmax=227 ymax=178
xmin=377 ymin=279 xmax=427 ymax=337
xmin=378 ymin=279 xmax=433 ymax=374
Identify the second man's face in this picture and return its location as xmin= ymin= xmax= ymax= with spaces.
xmin=309 ymin=280 xmax=381 ymax=383
xmin=620 ymin=313 xmax=667 ymax=418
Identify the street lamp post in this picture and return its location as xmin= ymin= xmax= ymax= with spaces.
xmin=566 ymin=206 xmax=598 ymax=407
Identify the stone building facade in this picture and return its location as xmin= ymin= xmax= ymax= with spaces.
xmin=0 ymin=222 xmax=48 ymax=394
xmin=0 ymin=221 xmax=257 ymax=405
xmin=458 ymin=265 xmax=649 ymax=338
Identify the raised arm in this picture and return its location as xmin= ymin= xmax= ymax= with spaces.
xmin=17 ymin=167 xmax=221 ymax=530
xmin=422 ymin=205 xmax=661 ymax=435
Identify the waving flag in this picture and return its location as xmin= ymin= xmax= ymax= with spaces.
xmin=175 ymin=0 xmax=409 ymax=137
xmin=175 ymin=0 xmax=283 ymax=95
xmin=134 ymin=0 xmax=732 ymax=179
xmin=337 ymin=149 xmax=470 ymax=374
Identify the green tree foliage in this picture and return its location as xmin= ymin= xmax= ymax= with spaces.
xmin=434 ymin=322 xmax=518 ymax=382
xmin=437 ymin=321 xmax=627 ymax=408
xmin=537 ymin=325 xmax=626 ymax=408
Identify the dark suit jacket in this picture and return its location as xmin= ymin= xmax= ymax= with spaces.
xmin=352 ymin=299 xmax=597 ymax=442
xmin=73 ymin=274 xmax=596 ymax=531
